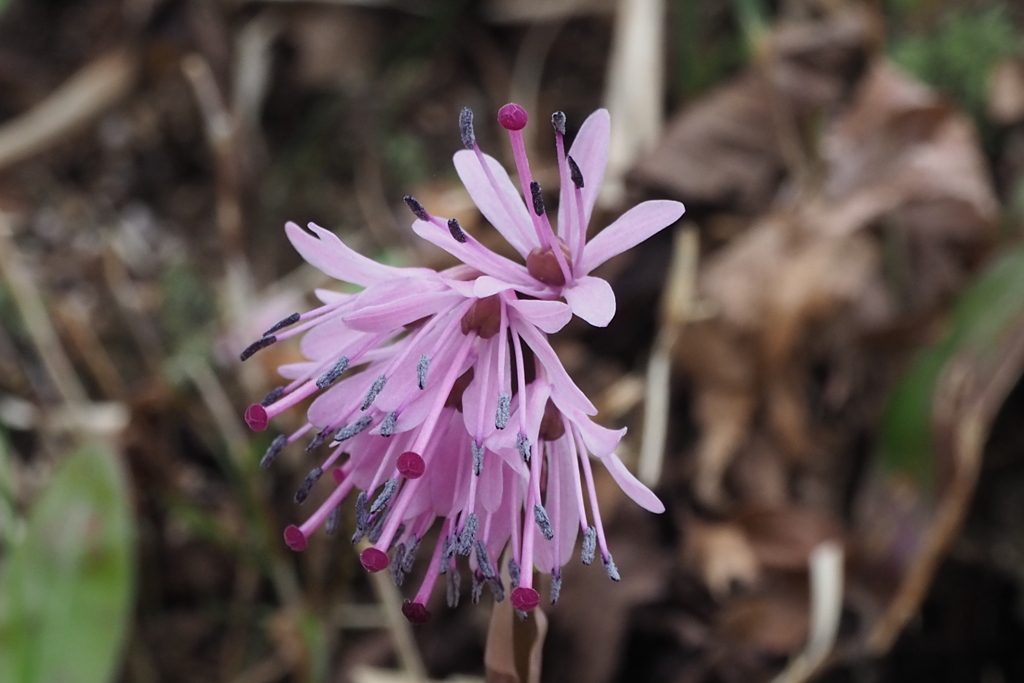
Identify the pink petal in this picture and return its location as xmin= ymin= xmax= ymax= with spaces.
xmin=579 ymin=200 xmax=686 ymax=275
xmin=473 ymin=276 xmax=514 ymax=298
xmin=565 ymin=407 xmax=625 ymax=457
xmin=516 ymin=323 xmax=596 ymax=416
xmin=344 ymin=288 xmax=464 ymax=332
xmin=286 ymin=222 xmax=426 ymax=286
xmin=507 ymin=298 xmax=572 ymax=334
xmin=563 ymin=276 xmax=616 ymax=327
xmin=557 ymin=109 xmax=610 ymax=233
xmin=453 ymin=150 xmax=536 ymax=257
xmin=599 ymin=452 xmax=665 ymax=514
xmin=478 ymin=450 xmax=504 ymax=514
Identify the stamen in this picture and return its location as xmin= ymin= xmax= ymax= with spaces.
xmin=261 ymin=386 xmax=284 ymax=407
xmin=581 ymin=526 xmax=597 ymax=565
xmin=567 ymin=155 xmax=584 ymax=188
xmin=459 ymin=107 xmax=475 ymax=149
xmin=475 ymin=540 xmax=496 ymax=579
xmin=403 ymin=535 xmax=420 ymax=574
xmin=550 ymin=569 xmax=563 ymax=605
xmin=472 ymin=440 xmax=484 ymax=476
xmin=325 ymin=505 xmax=342 ymax=535
xmin=417 ymin=355 xmax=430 ymax=390
xmin=551 ymin=111 xmax=566 ymax=135
xmin=379 ymin=411 xmax=398 ymax=437
xmin=316 ymin=357 xmax=349 ymax=389
xmin=603 ymin=554 xmax=621 ymax=582
xmin=390 ymin=523 xmax=406 ymax=550
xmin=351 ymin=491 xmax=369 ymax=543
xmin=403 ymin=195 xmax=429 ymax=221
xmin=458 ymin=513 xmax=478 ymax=555
xmin=294 ymin=467 xmax=323 ymax=504
xmin=240 ymin=335 xmax=276 ymax=361
xmin=497 ymin=103 xmax=528 ymax=131
xmin=260 ymin=435 xmax=287 ymax=469
xmin=361 ymin=375 xmax=387 ymax=409
xmin=508 ymin=557 xmax=521 ymax=589
xmin=517 ymin=432 xmax=531 ymax=462
xmin=471 ymin=571 xmax=485 ymax=604
xmin=490 ymin=577 xmax=506 ymax=602
xmin=533 ymin=504 xmax=554 ymax=540
xmin=391 ymin=544 xmax=407 ymax=585
xmin=264 ymin=312 xmax=301 ymax=336
xmin=370 ymin=478 xmax=398 ymax=514
xmin=368 ymin=506 xmax=390 ymax=544
xmin=496 ymin=393 xmax=511 ymax=429
xmin=334 ymin=414 xmax=373 ymax=442
xmin=447 ymin=218 xmax=467 ymax=243
xmin=447 ymin=568 xmax=461 ymax=608
xmin=305 ymin=429 xmax=331 ymax=453
xmin=530 ymin=181 xmax=545 ymax=216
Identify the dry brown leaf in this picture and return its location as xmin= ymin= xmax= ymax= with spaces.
xmin=684 ymin=519 xmax=761 ymax=597
xmin=733 ymin=506 xmax=844 ymax=573
xmin=485 ymin=603 xmax=547 ymax=683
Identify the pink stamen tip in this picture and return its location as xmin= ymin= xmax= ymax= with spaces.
xmin=245 ymin=404 xmax=268 ymax=431
xmin=397 ymin=451 xmax=426 ymax=479
xmin=511 ymin=586 xmax=540 ymax=612
xmin=401 ymin=600 xmax=432 ymax=624
xmin=360 ymin=547 xmax=390 ymax=572
xmin=331 ymin=467 xmax=345 ymax=484
xmin=283 ymin=525 xmax=308 ymax=552
xmin=498 ymin=103 xmax=528 ymax=131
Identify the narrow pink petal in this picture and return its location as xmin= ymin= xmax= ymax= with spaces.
xmin=516 ymin=323 xmax=596 ymax=415
xmin=579 ymin=200 xmax=685 ymax=275
xmin=344 ymin=288 xmax=464 ymax=332
xmin=409 ymin=219 xmax=539 ymax=291
xmin=478 ymin=450 xmax=504 ymax=514
xmin=286 ymin=222 xmax=426 ymax=286
xmin=564 ymin=407 xmax=625 ymax=457
xmin=507 ymin=298 xmax=572 ymax=334
xmin=557 ymin=109 xmax=610 ymax=232
xmin=563 ymin=276 xmax=616 ymax=327
xmin=473 ymin=276 xmax=514 ymax=298
xmin=453 ymin=150 xmax=535 ymax=257
xmin=599 ymin=452 xmax=665 ymax=513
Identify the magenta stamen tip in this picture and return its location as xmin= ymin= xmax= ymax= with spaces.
xmin=245 ymin=404 xmax=268 ymax=431
xmin=360 ymin=547 xmax=390 ymax=572
xmin=511 ymin=586 xmax=540 ymax=612
xmin=283 ymin=525 xmax=308 ymax=552
xmin=401 ymin=600 xmax=432 ymax=624
xmin=331 ymin=467 xmax=345 ymax=484
xmin=397 ymin=451 xmax=426 ymax=479
xmin=498 ymin=103 xmax=528 ymax=131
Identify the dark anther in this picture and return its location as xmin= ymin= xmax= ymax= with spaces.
xmin=391 ymin=544 xmax=408 ymax=586
xmin=351 ymin=491 xmax=369 ymax=543
xmin=379 ymin=411 xmax=398 ymax=437
xmin=551 ymin=111 xmax=566 ymax=135
xmin=316 ymin=357 xmax=349 ymax=389
xmin=472 ymin=441 xmax=484 ymax=476
xmin=475 ymin=540 xmax=496 ymax=579
xmin=458 ymin=514 xmax=478 ymax=555
xmin=472 ymin=571 xmax=485 ymax=604
xmin=361 ymin=375 xmax=387 ymax=410
xmin=603 ymin=554 xmax=621 ymax=581
xmin=459 ymin=107 xmax=476 ymax=149
xmin=260 ymin=435 xmax=287 ymax=470
xmin=530 ymin=181 xmax=545 ymax=216
xmin=325 ymin=505 xmax=342 ymax=535
xmin=496 ymin=393 xmax=510 ymax=429
xmin=447 ymin=568 xmax=461 ymax=608
xmin=260 ymin=386 xmax=284 ymax=407
xmin=403 ymin=195 xmax=429 ymax=221
xmin=582 ymin=526 xmax=597 ymax=565
xmin=240 ymin=335 xmax=276 ymax=361
xmin=567 ymin=155 xmax=584 ymax=189
xmin=370 ymin=478 xmax=398 ymax=514
xmin=517 ymin=433 xmax=531 ymax=462
xmin=447 ymin=218 xmax=468 ymax=243
xmin=533 ymin=504 xmax=554 ymax=540
xmin=368 ymin=505 xmax=390 ymax=544
xmin=417 ymin=355 xmax=430 ymax=390
xmin=294 ymin=467 xmax=323 ymax=504
xmin=550 ymin=569 xmax=563 ymax=605
xmin=305 ymin=429 xmax=331 ymax=452
xmin=508 ymin=558 xmax=521 ymax=589
xmin=334 ymin=414 xmax=372 ymax=442
xmin=264 ymin=312 xmax=301 ymax=336
xmin=402 ymin=535 xmax=420 ymax=574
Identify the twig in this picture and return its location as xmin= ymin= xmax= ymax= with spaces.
xmin=0 ymin=49 xmax=137 ymax=171
xmin=0 ymin=212 xmax=88 ymax=405
xmin=638 ymin=225 xmax=699 ymax=486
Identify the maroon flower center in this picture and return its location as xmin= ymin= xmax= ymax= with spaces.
xmin=527 ymin=241 xmax=572 ymax=287
xmin=461 ymin=295 xmax=502 ymax=338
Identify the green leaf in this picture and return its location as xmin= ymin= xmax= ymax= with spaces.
xmin=0 ymin=441 xmax=135 ymax=683
xmin=880 ymin=247 xmax=1024 ymax=488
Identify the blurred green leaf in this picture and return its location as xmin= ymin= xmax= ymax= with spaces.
xmin=0 ymin=429 xmax=16 ymax=549
xmin=0 ymin=441 xmax=135 ymax=683
xmin=881 ymin=247 xmax=1024 ymax=487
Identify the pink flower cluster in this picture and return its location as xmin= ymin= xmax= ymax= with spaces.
xmin=241 ymin=103 xmax=684 ymax=622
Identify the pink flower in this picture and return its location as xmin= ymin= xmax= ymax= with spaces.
xmin=407 ymin=104 xmax=685 ymax=327
xmin=241 ymin=104 xmax=673 ymax=622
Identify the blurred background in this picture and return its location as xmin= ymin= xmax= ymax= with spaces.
xmin=2 ymin=0 xmax=1024 ymax=682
